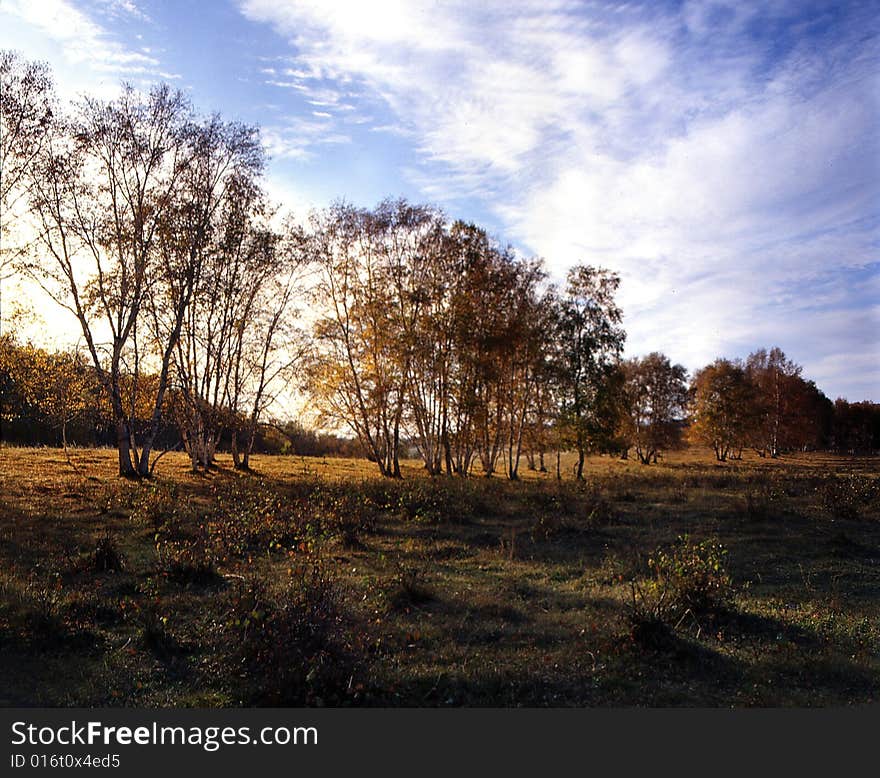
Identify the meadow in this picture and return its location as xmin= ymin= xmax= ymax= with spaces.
xmin=0 ymin=446 xmax=877 ymax=707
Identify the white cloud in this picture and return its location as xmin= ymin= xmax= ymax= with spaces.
xmin=261 ymin=115 xmax=351 ymax=162
xmin=0 ymin=0 xmax=165 ymax=98
xmin=239 ymin=0 xmax=879 ymax=399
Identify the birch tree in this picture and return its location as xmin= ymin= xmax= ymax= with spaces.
xmin=26 ymin=84 xmax=190 ymax=476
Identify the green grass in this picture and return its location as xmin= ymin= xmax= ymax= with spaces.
xmin=0 ymin=446 xmax=878 ymax=706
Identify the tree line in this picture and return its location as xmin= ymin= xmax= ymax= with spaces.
xmin=2 ymin=51 xmax=877 ymax=477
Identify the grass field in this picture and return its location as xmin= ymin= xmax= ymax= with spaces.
xmin=1 ymin=445 xmax=878 ymax=707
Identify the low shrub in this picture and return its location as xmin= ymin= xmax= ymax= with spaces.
xmin=92 ymin=533 xmax=126 ymax=573
xmin=742 ymin=478 xmax=784 ymax=520
xmin=530 ymin=513 xmax=562 ymax=541
xmin=649 ymin=536 xmax=733 ymax=615
xmin=625 ymin=536 xmax=733 ymax=647
xmin=388 ymin=563 xmax=434 ymax=610
xmin=583 ymin=485 xmax=615 ymax=527
xmin=229 ymin=563 xmax=362 ymax=705
xmin=156 ymin=533 xmax=219 ymax=585
xmin=394 ymin=478 xmax=487 ymax=524
xmin=207 ymin=481 xmax=312 ymax=560
xmin=625 ymin=579 xmax=677 ymax=650
xmin=132 ymin=482 xmax=194 ymax=540
xmin=312 ymin=487 xmax=379 ymax=547
xmin=819 ymin=475 xmax=877 ymax=521
xmin=23 ymin=570 xmax=65 ymax=632
xmin=648 ymin=535 xmax=733 ymax=613
xmin=137 ymin=605 xmax=181 ymax=658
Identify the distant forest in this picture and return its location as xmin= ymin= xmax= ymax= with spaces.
xmin=2 ymin=51 xmax=878 ymax=477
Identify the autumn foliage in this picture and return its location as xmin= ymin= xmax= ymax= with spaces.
xmin=2 ymin=50 xmax=877 ymax=473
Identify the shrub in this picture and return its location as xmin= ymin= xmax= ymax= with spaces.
xmin=229 ymin=563 xmax=363 ymax=705
xmin=583 ymin=485 xmax=615 ymax=527
xmin=397 ymin=481 xmax=447 ymax=523
xmin=23 ymin=570 xmax=65 ymax=631
xmin=530 ymin=513 xmax=561 ymax=541
xmin=624 ymin=536 xmax=733 ymax=648
xmin=156 ymin=533 xmax=219 ymax=585
xmin=207 ymin=481 xmax=312 ymax=560
xmin=92 ymin=533 xmax=126 ymax=573
xmin=388 ymin=563 xmax=433 ymax=610
xmin=132 ymin=482 xmax=193 ymax=539
xmin=669 ymin=485 xmax=688 ymax=504
xmin=395 ymin=479 xmax=483 ymax=524
xmin=312 ymin=487 xmax=379 ymax=547
xmin=742 ymin=478 xmax=783 ymax=520
xmin=498 ymin=527 xmax=518 ymax=561
xmin=137 ymin=605 xmax=181 ymax=658
xmin=819 ymin=475 xmax=877 ymax=521
xmin=624 ymin=578 xmax=677 ymax=650
xmin=649 ymin=536 xmax=733 ymax=615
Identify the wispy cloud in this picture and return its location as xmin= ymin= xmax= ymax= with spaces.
xmin=239 ymin=0 xmax=880 ymax=399
xmin=261 ymin=115 xmax=351 ymax=161
xmin=1 ymin=0 xmax=875 ymax=399
xmin=0 ymin=0 xmax=164 ymax=94
xmin=94 ymin=0 xmax=152 ymax=24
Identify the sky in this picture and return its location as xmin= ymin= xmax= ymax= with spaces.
xmin=1 ymin=0 xmax=878 ymax=401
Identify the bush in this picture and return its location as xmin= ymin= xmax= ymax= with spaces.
xmin=156 ymin=533 xmax=219 ymax=585
xmin=229 ymin=563 xmax=363 ymax=705
xmin=394 ymin=479 xmax=486 ymax=524
xmin=625 ymin=536 xmax=733 ymax=648
xmin=819 ymin=475 xmax=877 ymax=521
xmin=207 ymin=480 xmax=313 ymax=560
xmin=132 ymin=482 xmax=193 ymax=539
xmin=742 ymin=478 xmax=784 ymax=520
xmin=624 ymin=579 xmax=677 ymax=650
xmin=137 ymin=604 xmax=182 ymax=658
xmin=92 ymin=533 xmax=126 ymax=573
xmin=312 ymin=486 xmax=379 ymax=547
xmin=388 ymin=563 xmax=433 ymax=610
xmin=530 ymin=513 xmax=561 ymax=541
xmin=583 ymin=485 xmax=615 ymax=527
xmin=23 ymin=570 xmax=65 ymax=632
xmin=649 ymin=536 xmax=733 ymax=615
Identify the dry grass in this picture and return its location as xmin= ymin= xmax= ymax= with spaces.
xmin=0 ymin=444 xmax=878 ymax=707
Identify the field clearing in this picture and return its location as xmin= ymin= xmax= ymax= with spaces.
xmin=1 ymin=445 xmax=878 ymax=707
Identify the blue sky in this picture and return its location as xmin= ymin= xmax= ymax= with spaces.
xmin=1 ymin=0 xmax=878 ymax=400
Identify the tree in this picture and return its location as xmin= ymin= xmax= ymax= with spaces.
xmin=26 ymin=83 xmax=192 ymax=476
xmin=152 ymin=117 xmax=267 ymax=471
xmin=0 ymin=50 xmax=54 ymax=292
xmin=622 ymin=353 xmax=688 ymax=464
xmin=228 ymin=217 xmax=310 ymax=471
xmin=554 ymin=265 xmax=625 ymax=479
xmin=444 ymin=223 xmax=533 ymax=478
xmin=832 ymin=399 xmax=880 ymax=454
xmin=0 ymin=331 xmax=100 ymax=453
xmin=307 ymin=204 xmax=559 ymax=481
xmin=442 ymin=221 xmax=507 ymax=477
xmin=373 ymin=199 xmax=449 ymax=475
xmin=308 ymin=201 xmax=407 ymax=477
xmin=744 ymin=347 xmax=828 ymax=456
xmin=689 ymin=358 xmax=757 ymax=461
xmin=498 ymin=258 xmax=548 ymax=480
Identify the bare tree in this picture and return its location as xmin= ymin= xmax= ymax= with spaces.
xmin=0 ymin=51 xmax=54 ymax=319
xmin=154 ymin=117 xmax=265 ymax=470
xmin=228 ymin=217 xmax=310 ymax=471
xmin=25 ymin=84 xmax=190 ymax=476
